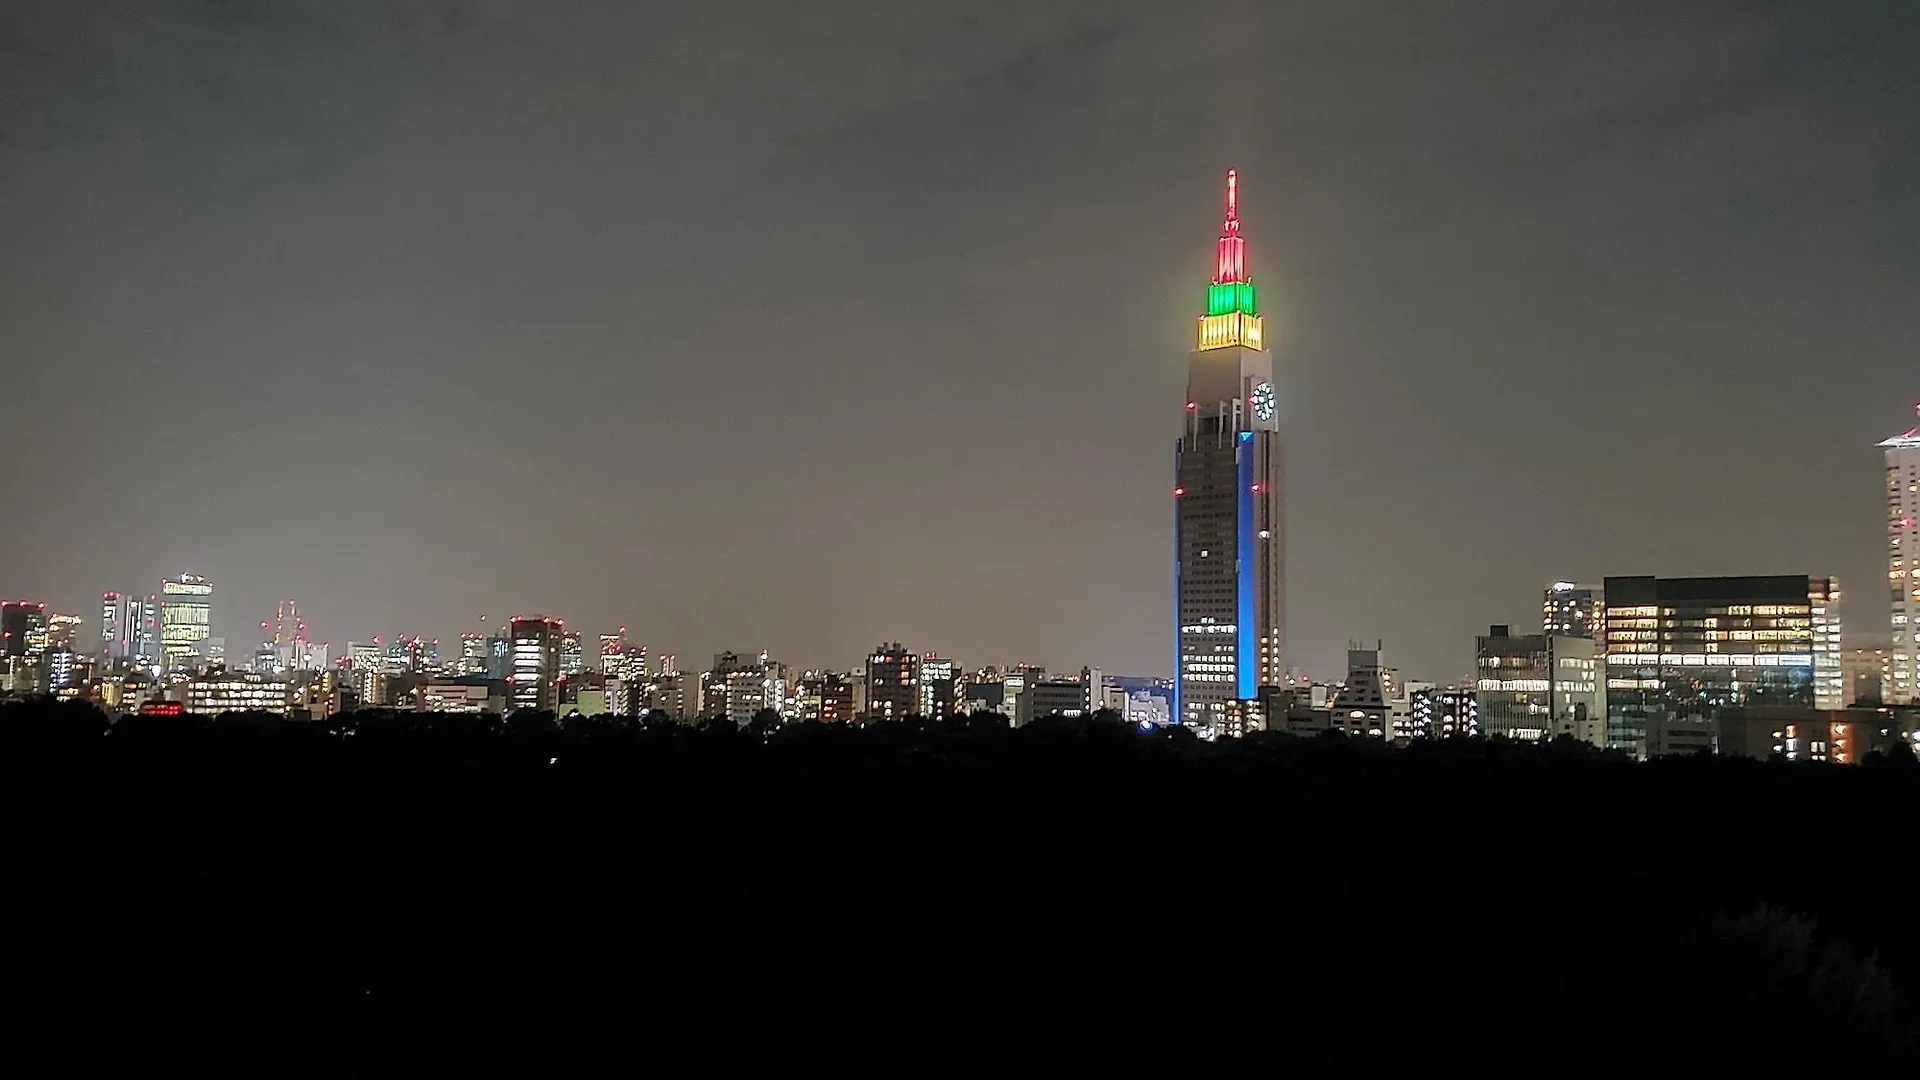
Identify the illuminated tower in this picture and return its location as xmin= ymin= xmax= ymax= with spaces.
xmin=160 ymin=574 xmax=213 ymax=673
xmin=1885 ymin=403 xmax=1920 ymax=704
xmin=1174 ymin=170 xmax=1284 ymax=733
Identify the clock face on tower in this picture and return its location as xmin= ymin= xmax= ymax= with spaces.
xmin=1251 ymin=381 xmax=1275 ymax=422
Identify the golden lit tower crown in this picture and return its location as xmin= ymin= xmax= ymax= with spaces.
xmin=1195 ymin=169 xmax=1264 ymax=351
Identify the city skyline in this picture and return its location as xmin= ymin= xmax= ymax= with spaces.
xmin=2 ymin=2 xmax=1917 ymax=679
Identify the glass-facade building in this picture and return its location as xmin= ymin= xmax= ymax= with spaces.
xmin=1602 ymin=575 xmax=1838 ymax=754
xmin=160 ymin=573 xmax=213 ymax=672
xmin=1474 ymin=626 xmax=1600 ymax=744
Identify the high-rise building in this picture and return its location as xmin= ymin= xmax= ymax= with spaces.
xmin=1841 ymin=634 xmax=1892 ymax=706
xmin=2 ymin=601 xmax=46 ymax=657
xmin=918 ymin=656 xmax=963 ymax=720
xmin=1811 ymin=578 xmax=1843 ymax=711
xmin=1883 ymin=405 xmax=1920 ymax=704
xmin=1602 ymin=575 xmax=1837 ymax=755
xmin=560 ymin=629 xmax=585 ymax=677
xmin=598 ymin=628 xmax=627 ymax=677
xmin=100 ymin=592 xmax=129 ymax=660
xmin=1474 ymin=626 xmax=1602 ymax=745
xmin=160 ymin=573 xmax=213 ymax=672
xmin=458 ymin=633 xmax=488 ymax=676
xmin=864 ymin=643 xmax=920 ymax=720
xmin=135 ymin=595 xmax=159 ymax=667
xmin=1543 ymin=582 xmax=1601 ymax=638
xmin=272 ymin=599 xmax=301 ymax=650
xmin=1174 ymin=170 xmax=1284 ymax=733
xmin=508 ymin=616 xmax=563 ymax=712
xmin=44 ymin=612 xmax=79 ymax=653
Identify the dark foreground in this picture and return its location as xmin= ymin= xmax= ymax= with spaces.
xmin=3 ymin=701 xmax=1917 ymax=1075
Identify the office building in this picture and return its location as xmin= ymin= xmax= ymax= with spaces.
xmin=1543 ymin=582 xmax=1601 ymax=638
xmin=1475 ymin=626 xmax=1602 ymax=745
xmin=796 ymin=671 xmax=855 ymax=723
xmin=1841 ymin=635 xmax=1892 ymax=706
xmin=1175 ymin=170 xmax=1284 ymax=732
xmin=598 ymin=629 xmax=628 ymax=677
xmin=99 ymin=592 xmax=129 ymax=660
xmin=186 ymin=671 xmax=290 ymax=715
xmin=422 ymin=678 xmax=505 ymax=714
xmin=1027 ymin=676 xmax=1087 ymax=721
xmin=865 ymin=642 xmax=920 ymax=720
xmin=560 ymin=629 xmax=585 ymax=677
xmin=160 ymin=573 xmax=213 ymax=672
xmin=1884 ymin=406 xmax=1920 ymax=704
xmin=457 ymin=633 xmax=488 ymax=676
xmin=1602 ymin=575 xmax=1836 ymax=756
xmin=1811 ymin=579 xmax=1843 ymax=710
xmin=135 ymin=595 xmax=158 ymax=667
xmin=1712 ymin=707 xmax=1906 ymax=764
xmin=2 ymin=601 xmax=46 ymax=658
xmin=509 ymin=616 xmax=563 ymax=712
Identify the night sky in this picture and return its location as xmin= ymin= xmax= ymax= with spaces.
xmin=2 ymin=1 xmax=1916 ymax=680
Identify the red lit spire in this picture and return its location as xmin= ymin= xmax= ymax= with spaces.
xmin=1214 ymin=169 xmax=1247 ymax=284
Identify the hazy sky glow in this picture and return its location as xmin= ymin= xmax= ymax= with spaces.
xmin=2 ymin=1 xmax=1916 ymax=679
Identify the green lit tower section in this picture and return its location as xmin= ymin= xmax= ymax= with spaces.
xmin=1174 ymin=170 xmax=1284 ymax=736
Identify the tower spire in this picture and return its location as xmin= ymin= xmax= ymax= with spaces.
xmin=1198 ymin=169 xmax=1261 ymax=349
xmin=1214 ymin=169 xmax=1247 ymax=284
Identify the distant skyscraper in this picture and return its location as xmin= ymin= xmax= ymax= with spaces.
xmin=459 ymin=633 xmax=488 ymax=676
xmin=560 ymin=629 xmax=585 ymax=677
xmin=486 ymin=633 xmax=512 ymax=680
xmin=135 ymin=595 xmax=158 ymax=666
xmin=1175 ymin=170 xmax=1284 ymax=732
xmin=160 ymin=573 xmax=213 ymax=672
xmin=1883 ymin=405 xmax=1920 ymax=704
xmin=100 ymin=592 xmax=129 ymax=660
xmin=1602 ymin=575 xmax=1836 ymax=755
xmin=1543 ymin=582 xmax=1600 ymax=638
xmin=509 ymin=616 xmax=563 ymax=712
xmin=272 ymin=599 xmax=300 ymax=649
xmin=2 ymin=601 xmax=45 ymax=658
xmin=45 ymin=612 xmax=80 ymax=653
xmin=598 ymin=629 xmax=627 ymax=677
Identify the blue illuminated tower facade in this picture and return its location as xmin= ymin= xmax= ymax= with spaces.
xmin=1174 ymin=171 xmax=1285 ymax=732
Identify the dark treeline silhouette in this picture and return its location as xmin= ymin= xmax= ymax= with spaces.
xmin=3 ymin=697 xmax=1917 ymax=1074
